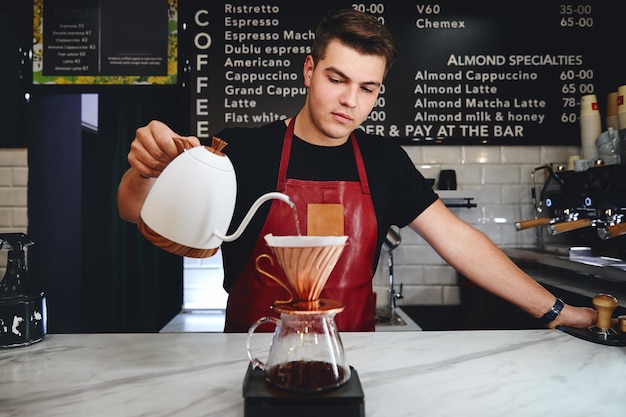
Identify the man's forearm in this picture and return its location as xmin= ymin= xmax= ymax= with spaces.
xmin=117 ymin=168 xmax=155 ymax=223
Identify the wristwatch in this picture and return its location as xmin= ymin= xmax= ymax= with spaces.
xmin=540 ymin=298 xmax=564 ymax=323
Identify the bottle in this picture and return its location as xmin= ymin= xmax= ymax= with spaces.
xmin=0 ymin=233 xmax=45 ymax=347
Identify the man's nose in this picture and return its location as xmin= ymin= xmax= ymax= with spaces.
xmin=339 ymin=85 xmax=358 ymax=108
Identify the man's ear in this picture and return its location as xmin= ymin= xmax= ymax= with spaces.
xmin=303 ymin=55 xmax=314 ymax=87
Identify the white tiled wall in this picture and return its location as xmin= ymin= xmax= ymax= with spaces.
xmin=371 ymin=144 xmax=580 ymax=308
xmin=0 ymin=149 xmax=29 ymax=273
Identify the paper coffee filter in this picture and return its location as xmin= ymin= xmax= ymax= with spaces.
xmin=264 ymin=234 xmax=348 ymax=247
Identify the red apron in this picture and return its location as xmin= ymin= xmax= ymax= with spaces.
xmin=224 ymin=117 xmax=378 ymax=332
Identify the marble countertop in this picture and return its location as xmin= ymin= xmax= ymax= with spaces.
xmin=2 ymin=330 xmax=625 ymax=416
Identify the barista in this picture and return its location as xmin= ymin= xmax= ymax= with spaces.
xmin=117 ymin=8 xmax=597 ymax=332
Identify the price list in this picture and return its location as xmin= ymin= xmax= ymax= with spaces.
xmin=186 ymin=2 xmax=317 ymax=138
xmin=35 ymin=0 xmax=174 ymax=84
xmin=42 ymin=1 xmax=99 ymax=75
xmin=184 ymin=1 xmax=622 ymax=145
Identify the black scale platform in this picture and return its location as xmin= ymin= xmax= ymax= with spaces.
xmin=242 ymin=364 xmax=365 ymax=417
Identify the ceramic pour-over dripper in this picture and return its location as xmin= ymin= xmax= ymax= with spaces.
xmin=262 ymin=234 xmax=347 ymax=310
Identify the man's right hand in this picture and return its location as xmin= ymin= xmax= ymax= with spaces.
xmin=128 ymin=120 xmax=201 ymax=179
xmin=118 ymin=120 xmax=201 ymax=223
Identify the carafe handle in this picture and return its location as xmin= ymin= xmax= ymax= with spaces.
xmin=246 ymin=316 xmax=280 ymax=370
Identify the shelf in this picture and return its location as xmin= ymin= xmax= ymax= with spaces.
xmin=437 ymin=190 xmax=476 ymax=208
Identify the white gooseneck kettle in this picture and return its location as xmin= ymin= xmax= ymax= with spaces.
xmin=138 ymin=137 xmax=294 ymax=258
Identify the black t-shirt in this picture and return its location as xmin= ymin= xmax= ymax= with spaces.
xmin=206 ymin=120 xmax=438 ymax=291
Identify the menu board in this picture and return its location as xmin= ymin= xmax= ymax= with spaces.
xmin=183 ymin=0 xmax=622 ymax=145
xmin=33 ymin=0 xmax=177 ymax=86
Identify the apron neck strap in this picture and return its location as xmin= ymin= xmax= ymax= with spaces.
xmin=277 ymin=116 xmax=370 ymax=194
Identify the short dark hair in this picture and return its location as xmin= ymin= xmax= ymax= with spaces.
xmin=312 ymin=8 xmax=397 ymax=76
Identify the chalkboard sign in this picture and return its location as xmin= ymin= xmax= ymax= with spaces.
xmin=33 ymin=0 xmax=177 ymax=86
xmin=183 ymin=1 xmax=622 ymax=145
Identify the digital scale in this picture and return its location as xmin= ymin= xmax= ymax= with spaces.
xmin=243 ymin=364 xmax=365 ymax=417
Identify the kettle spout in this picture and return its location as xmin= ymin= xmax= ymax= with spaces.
xmin=213 ymin=192 xmax=295 ymax=242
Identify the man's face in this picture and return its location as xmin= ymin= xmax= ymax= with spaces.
xmin=301 ymin=40 xmax=386 ymax=146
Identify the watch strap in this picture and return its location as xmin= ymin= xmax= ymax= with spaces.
xmin=541 ymin=298 xmax=564 ymax=323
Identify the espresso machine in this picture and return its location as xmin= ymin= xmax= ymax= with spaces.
xmin=515 ymin=164 xmax=626 ymax=346
xmin=516 ymin=164 xmax=626 ymax=254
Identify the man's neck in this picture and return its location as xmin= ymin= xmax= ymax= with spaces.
xmin=288 ymin=112 xmax=351 ymax=147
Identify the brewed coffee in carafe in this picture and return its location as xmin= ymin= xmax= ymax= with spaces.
xmin=247 ymin=234 xmax=351 ymax=392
